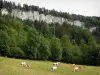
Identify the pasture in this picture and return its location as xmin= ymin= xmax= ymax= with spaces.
xmin=0 ymin=57 xmax=100 ymax=75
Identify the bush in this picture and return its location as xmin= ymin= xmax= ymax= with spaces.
xmin=7 ymin=47 xmax=25 ymax=58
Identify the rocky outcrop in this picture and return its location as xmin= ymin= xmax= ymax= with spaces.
xmin=1 ymin=8 xmax=84 ymax=27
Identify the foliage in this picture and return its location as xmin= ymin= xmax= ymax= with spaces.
xmin=1 ymin=1 xmax=100 ymax=66
xmin=38 ymin=35 xmax=51 ymax=60
xmin=50 ymin=37 xmax=62 ymax=61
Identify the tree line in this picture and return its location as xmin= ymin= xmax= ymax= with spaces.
xmin=0 ymin=14 xmax=100 ymax=66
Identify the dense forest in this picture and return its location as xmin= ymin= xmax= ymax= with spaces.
xmin=0 ymin=0 xmax=100 ymax=66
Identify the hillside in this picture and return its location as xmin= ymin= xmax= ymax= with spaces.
xmin=0 ymin=57 xmax=100 ymax=75
xmin=0 ymin=0 xmax=100 ymax=66
xmin=1 ymin=0 xmax=100 ymax=39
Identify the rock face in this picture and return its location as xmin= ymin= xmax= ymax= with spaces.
xmin=1 ymin=9 xmax=8 ymax=15
xmin=89 ymin=27 xmax=97 ymax=32
xmin=1 ymin=8 xmax=84 ymax=27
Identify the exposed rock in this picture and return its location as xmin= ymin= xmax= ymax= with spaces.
xmin=1 ymin=8 xmax=84 ymax=27
xmin=89 ymin=27 xmax=97 ymax=32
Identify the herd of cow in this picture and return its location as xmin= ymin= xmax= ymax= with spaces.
xmin=20 ymin=62 xmax=85 ymax=72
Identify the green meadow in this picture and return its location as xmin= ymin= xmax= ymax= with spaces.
xmin=0 ymin=57 xmax=100 ymax=75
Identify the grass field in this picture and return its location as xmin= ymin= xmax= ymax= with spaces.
xmin=0 ymin=57 xmax=100 ymax=75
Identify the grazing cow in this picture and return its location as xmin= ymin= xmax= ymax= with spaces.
xmin=53 ymin=62 xmax=60 ymax=66
xmin=74 ymin=66 xmax=82 ymax=72
xmin=51 ymin=65 xmax=57 ymax=71
xmin=26 ymin=64 xmax=31 ymax=68
xmin=20 ymin=62 xmax=27 ymax=67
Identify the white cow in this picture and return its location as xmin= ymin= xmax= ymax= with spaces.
xmin=74 ymin=66 xmax=82 ymax=72
xmin=53 ymin=62 xmax=60 ymax=66
xmin=20 ymin=62 xmax=27 ymax=67
xmin=51 ymin=65 xmax=57 ymax=71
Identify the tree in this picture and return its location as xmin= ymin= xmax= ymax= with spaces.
xmin=84 ymin=45 xmax=99 ymax=66
xmin=97 ymin=51 xmax=100 ymax=66
xmin=0 ymin=0 xmax=3 ymax=13
xmin=25 ymin=25 xmax=40 ymax=59
xmin=62 ymin=47 xmax=72 ymax=63
xmin=61 ymin=35 xmax=73 ymax=63
xmin=38 ymin=35 xmax=51 ymax=60
xmin=0 ymin=28 xmax=10 ymax=56
xmin=72 ymin=44 xmax=82 ymax=64
xmin=50 ymin=37 xmax=62 ymax=61
xmin=7 ymin=46 xmax=25 ymax=58
xmin=41 ymin=22 xmax=50 ymax=38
